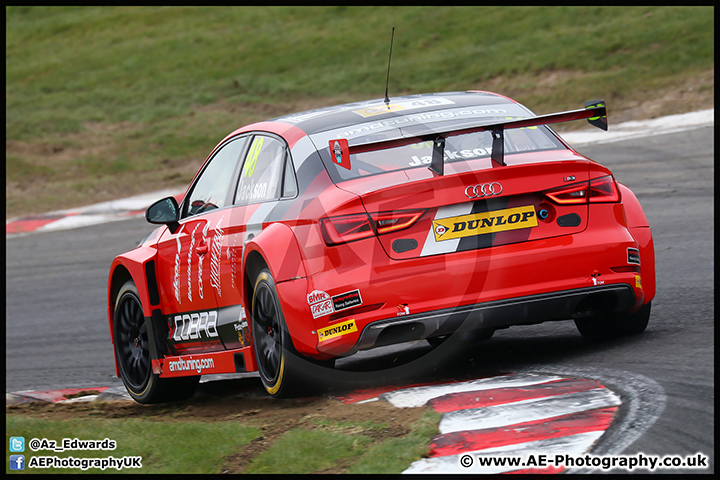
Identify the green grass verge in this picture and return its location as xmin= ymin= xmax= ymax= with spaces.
xmin=5 ymin=416 xmax=261 ymax=474
xmin=243 ymin=410 xmax=442 ymax=474
xmin=347 ymin=410 xmax=442 ymax=474
xmin=6 ymin=407 xmax=441 ymax=474
xmin=244 ymin=428 xmax=374 ymax=474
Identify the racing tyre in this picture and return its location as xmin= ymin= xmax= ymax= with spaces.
xmin=252 ymin=270 xmax=304 ymax=398
xmin=575 ymin=301 xmax=651 ymax=342
xmin=113 ymin=280 xmax=199 ymax=404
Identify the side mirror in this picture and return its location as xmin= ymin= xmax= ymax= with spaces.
xmin=146 ymin=196 xmax=180 ymax=233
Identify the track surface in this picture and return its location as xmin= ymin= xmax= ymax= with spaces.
xmin=5 ymin=127 xmax=714 ymax=472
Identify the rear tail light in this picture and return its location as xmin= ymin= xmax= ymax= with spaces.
xmin=544 ymin=175 xmax=620 ymax=204
xmin=320 ymin=210 xmax=426 ymax=245
xmin=587 ymin=175 xmax=620 ymax=203
xmin=371 ymin=210 xmax=425 ymax=235
xmin=544 ymin=183 xmax=588 ymax=204
xmin=320 ymin=214 xmax=374 ymax=245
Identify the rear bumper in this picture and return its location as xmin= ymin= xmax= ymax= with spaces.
xmin=302 ymin=200 xmax=651 ymax=358
xmin=347 ymin=283 xmax=636 ymax=354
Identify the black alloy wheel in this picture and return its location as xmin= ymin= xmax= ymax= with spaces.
xmin=252 ymin=269 xmax=308 ymax=397
xmin=114 ymin=282 xmax=151 ymax=391
xmin=113 ymin=280 xmax=199 ymax=403
xmin=252 ymin=270 xmax=288 ymax=394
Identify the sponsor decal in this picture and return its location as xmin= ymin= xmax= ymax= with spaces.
xmin=308 ymin=289 xmax=364 ymax=318
xmin=171 ymin=310 xmax=219 ymax=342
xmin=308 ymin=290 xmax=334 ymax=319
xmin=227 ymin=234 xmax=237 ymax=290
xmin=167 ymin=356 xmax=215 ymax=374
xmin=173 ymin=235 xmax=182 ymax=304
xmin=332 ymin=289 xmax=363 ymax=312
xmin=329 ymin=138 xmax=351 ymax=170
xmin=243 ymin=136 xmax=265 ymax=178
xmin=352 ymin=98 xmax=456 ymax=118
xmin=198 ymin=223 xmax=209 ymax=299
xmin=635 ymin=274 xmax=642 ymax=288
xmin=210 ymin=217 xmax=224 ymax=297
xmin=318 ymin=319 xmax=358 ymax=342
xmin=409 ymin=148 xmax=491 ymax=167
xmin=308 ymin=290 xmax=331 ymax=304
xmin=627 ymin=248 xmax=641 ymax=265
xmin=188 ymin=224 xmax=200 ymax=302
xmin=353 ymin=103 xmax=407 ymax=117
xmin=234 ymin=307 xmax=251 ymax=347
xmin=338 ymin=107 xmax=512 ymax=138
xmin=237 ymin=181 xmax=269 ymax=202
xmin=312 ymin=300 xmax=334 ymax=318
xmin=432 ymin=205 xmax=538 ymax=242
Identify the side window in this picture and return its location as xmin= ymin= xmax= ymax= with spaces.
xmin=235 ymin=135 xmax=293 ymax=204
xmin=282 ymin=155 xmax=298 ymax=198
xmin=184 ymin=137 xmax=247 ymax=218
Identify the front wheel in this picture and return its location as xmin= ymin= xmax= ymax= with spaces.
xmin=113 ymin=280 xmax=199 ymax=403
xmin=575 ymin=302 xmax=651 ymax=342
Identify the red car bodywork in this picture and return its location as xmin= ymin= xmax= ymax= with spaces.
xmin=108 ymin=91 xmax=655 ymax=395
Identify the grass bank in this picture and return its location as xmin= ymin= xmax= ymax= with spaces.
xmin=6 ymin=395 xmax=441 ymax=474
xmin=6 ymin=6 xmax=714 ymax=217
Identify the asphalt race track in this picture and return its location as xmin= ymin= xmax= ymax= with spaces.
xmin=5 ymin=126 xmax=714 ymax=473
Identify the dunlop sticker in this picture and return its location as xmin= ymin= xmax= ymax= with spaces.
xmin=433 ymin=205 xmax=538 ymax=242
xmin=318 ymin=319 xmax=357 ymax=342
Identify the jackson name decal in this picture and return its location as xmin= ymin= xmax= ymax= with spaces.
xmin=432 ymin=205 xmax=538 ymax=242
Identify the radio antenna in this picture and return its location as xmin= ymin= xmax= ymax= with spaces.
xmin=383 ymin=27 xmax=395 ymax=109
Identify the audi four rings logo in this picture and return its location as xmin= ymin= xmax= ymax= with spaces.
xmin=465 ymin=182 xmax=503 ymax=198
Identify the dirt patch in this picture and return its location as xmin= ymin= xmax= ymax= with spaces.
xmin=473 ymin=68 xmax=714 ymax=133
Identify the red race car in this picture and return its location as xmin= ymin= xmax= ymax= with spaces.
xmin=108 ymin=91 xmax=655 ymax=402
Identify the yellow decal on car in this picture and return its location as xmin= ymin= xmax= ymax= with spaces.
xmin=432 ymin=205 xmax=538 ymax=242
xmin=318 ymin=319 xmax=357 ymax=342
xmin=243 ymin=136 xmax=265 ymax=178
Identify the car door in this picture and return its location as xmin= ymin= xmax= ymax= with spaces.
xmin=155 ymin=135 xmax=249 ymax=355
xmin=211 ymin=133 xmax=298 ymax=351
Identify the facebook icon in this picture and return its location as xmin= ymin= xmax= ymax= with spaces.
xmin=10 ymin=455 xmax=25 ymax=470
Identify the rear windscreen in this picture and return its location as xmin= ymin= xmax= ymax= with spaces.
xmin=324 ymin=126 xmax=566 ymax=182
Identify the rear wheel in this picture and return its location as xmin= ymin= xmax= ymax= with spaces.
xmin=113 ymin=280 xmax=199 ymax=403
xmin=252 ymin=270 xmax=303 ymax=397
xmin=575 ymin=301 xmax=651 ymax=342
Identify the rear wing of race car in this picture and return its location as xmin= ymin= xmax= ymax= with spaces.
xmin=348 ymin=100 xmax=607 ymax=175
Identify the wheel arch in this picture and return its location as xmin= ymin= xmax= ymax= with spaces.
xmin=243 ymin=222 xmax=307 ymax=283
xmin=619 ymin=183 xmax=656 ymax=303
xmin=619 ymin=183 xmax=650 ymax=228
xmin=243 ymin=222 xmax=315 ymax=355
xmin=243 ymin=250 xmax=269 ymax=317
xmin=107 ymin=249 xmax=161 ymax=374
